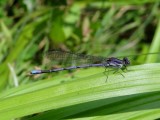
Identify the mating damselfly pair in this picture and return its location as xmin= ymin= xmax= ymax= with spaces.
xmin=30 ymin=50 xmax=159 ymax=77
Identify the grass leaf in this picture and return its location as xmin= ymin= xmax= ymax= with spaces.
xmin=0 ymin=63 xmax=160 ymax=119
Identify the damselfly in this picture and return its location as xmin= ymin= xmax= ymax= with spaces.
xmin=30 ymin=50 xmax=130 ymax=75
xmin=30 ymin=50 xmax=160 ymax=80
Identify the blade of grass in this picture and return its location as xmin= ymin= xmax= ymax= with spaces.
xmin=0 ymin=63 xmax=160 ymax=119
xmin=146 ymin=18 xmax=160 ymax=63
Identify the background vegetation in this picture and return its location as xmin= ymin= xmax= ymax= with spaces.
xmin=0 ymin=0 xmax=160 ymax=119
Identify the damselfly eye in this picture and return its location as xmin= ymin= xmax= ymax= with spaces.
xmin=123 ymin=57 xmax=130 ymax=65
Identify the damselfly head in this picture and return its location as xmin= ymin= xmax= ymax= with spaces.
xmin=123 ymin=57 xmax=130 ymax=66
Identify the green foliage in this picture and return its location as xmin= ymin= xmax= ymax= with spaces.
xmin=0 ymin=0 xmax=160 ymax=119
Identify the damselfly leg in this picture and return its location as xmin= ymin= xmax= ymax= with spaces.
xmin=103 ymin=66 xmax=109 ymax=82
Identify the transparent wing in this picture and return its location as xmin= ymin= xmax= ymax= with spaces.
xmin=44 ymin=50 xmax=105 ymax=68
